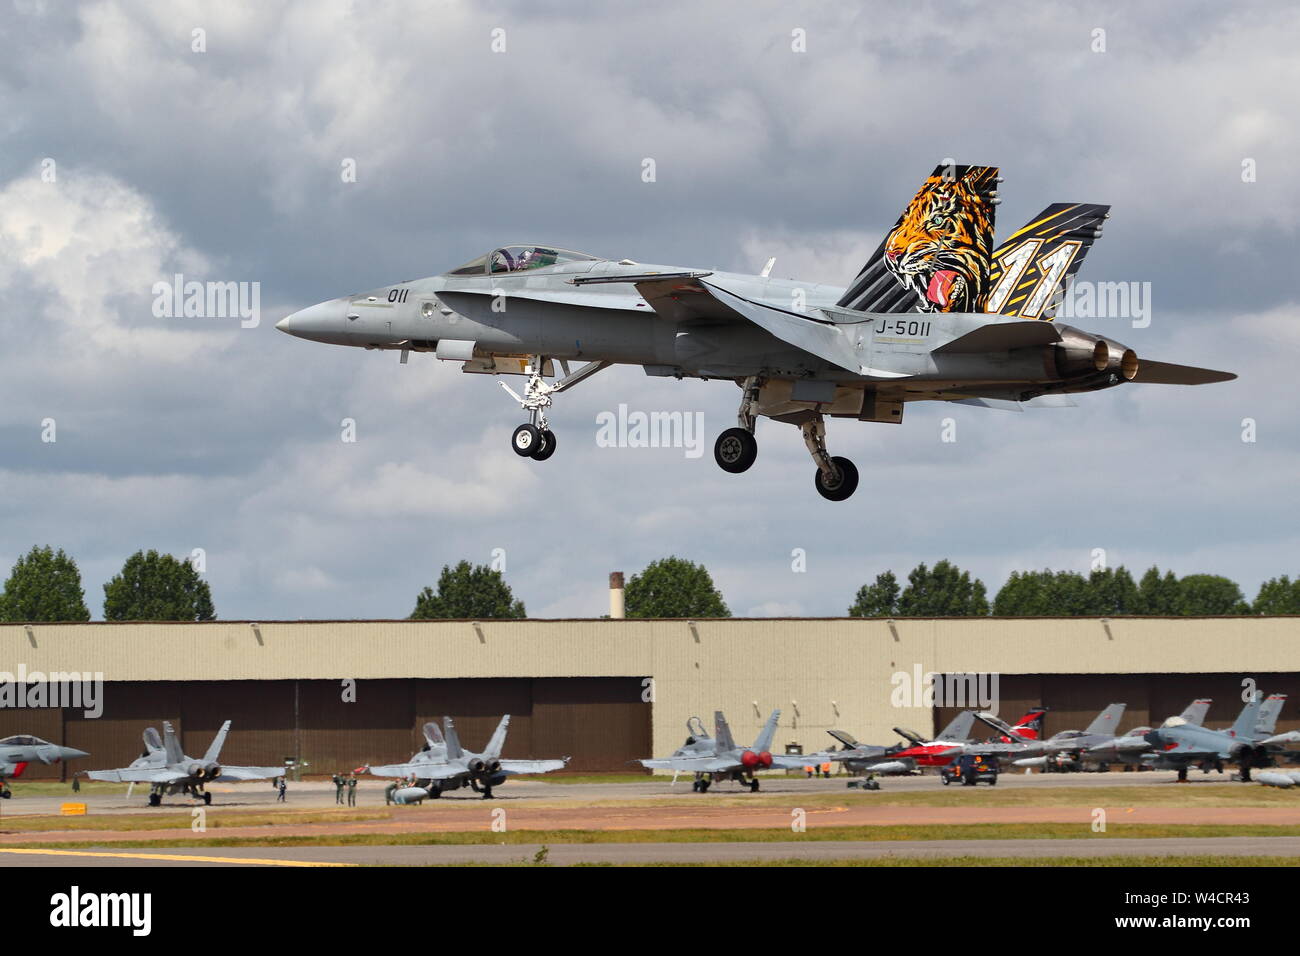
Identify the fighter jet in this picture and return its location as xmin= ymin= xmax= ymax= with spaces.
xmin=1084 ymin=698 xmax=1213 ymax=767
xmin=0 ymin=734 xmax=88 ymax=796
xmin=1000 ymin=703 xmax=1127 ymax=771
xmin=85 ymin=720 xmax=283 ymax=805
xmin=640 ymin=710 xmax=818 ymax=792
xmin=1143 ymin=695 xmax=1300 ymax=782
xmin=826 ymin=709 xmax=981 ymax=775
xmin=278 ymin=164 xmax=1235 ymax=500
xmin=366 ymin=716 xmax=567 ymax=800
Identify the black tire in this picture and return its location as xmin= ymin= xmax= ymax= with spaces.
xmin=203 ymin=791 xmax=212 ymax=805
xmin=148 ymin=793 xmax=161 ymax=806
xmin=511 ymin=423 xmax=541 ymax=457
xmin=814 ymin=456 xmax=859 ymax=501
xmin=0 ymin=790 xmax=10 ymax=799
xmin=530 ymin=429 xmax=557 ymax=461
xmin=482 ymin=787 xmax=493 ymax=799
xmin=749 ymin=779 xmax=760 ymax=792
xmin=989 ymin=776 xmax=998 ymax=786
xmin=714 ymin=427 xmax=758 ymax=473
xmin=942 ymin=776 xmax=950 ymax=785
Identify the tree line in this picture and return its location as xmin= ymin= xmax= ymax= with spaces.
xmin=4 ymin=546 xmax=1296 ymax=621
xmin=0 ymin=546 xmax=213 ymax=622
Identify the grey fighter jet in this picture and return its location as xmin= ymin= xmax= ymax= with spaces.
xmin=0 ymin=734 xmax=88 ymax=796
xmin=639 ymin=710 xmax=807 ymax=792
xmin=366 ymin=716 xmax=567 ymax=800
xmin=1005 ymin=703 xmax=1127 ymax=771
xmin=278 ymin=164 xmax=1235 ymax=500
xmin=1084 ymin=698 xmax=1213 ymax=767
xmin=825 ymin=709 xmax=980 ymax=775
xmin=85 ymin=720 xmax=283 ymax=805
xmin=1144 ymin=695 xmax=1300 ymax=782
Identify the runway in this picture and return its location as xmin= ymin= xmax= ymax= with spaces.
xmin=3 ymin=836 xmax=1298 ymax=867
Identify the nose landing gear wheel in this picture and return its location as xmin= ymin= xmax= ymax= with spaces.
xmin=203 ymin=791 xmax=212 ymax=805
xmin=814 ymin=456 xmax=859 ymax=501
xmin=714 ymin=427 xmax=758 ymax=473
xmin=511 ymin=423 xmax=541 ymax=457
xmin=530 ymin=428 xmax=556 ymax=460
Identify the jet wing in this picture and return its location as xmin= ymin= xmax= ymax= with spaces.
xmin=639 ymin=756 xmax=738 ymax=773
xmin=576 ymin=273 xmax=898 ymax=377
xmin=85 ymin=768 xmax=188 ymax=784
xmin=499 ymin=758 xmax=568 ymax=776
xmin=367 ymin=762 xmax=466 ymax=781
xmin=1258 ymin=731 xmax=1300 ymax=748
xmin=213 ymin=766 xmax=286 ymax=781
xmin=1130 ymin=360 xmax=1236 ymax=385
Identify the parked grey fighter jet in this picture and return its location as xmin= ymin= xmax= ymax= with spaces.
xmin=1006 ymin=703 xmax=1127 ymax=771
xmin=0 ymin=735 xmax=88 ymax=795
xmin=278 ymin=164 xmax=1235 ymax=500
xmin=1144 ymin=695 xmax=1300 ymax=782
xmin=639 ymin=710 xmax=807 ymax=792
xmin=85 ymin=720 xmax=283 ymax=805
xmin=366 ymin=716 xmax=567 ymax=800
xmin=1084 ymin=698 xmax=1212 ymax=767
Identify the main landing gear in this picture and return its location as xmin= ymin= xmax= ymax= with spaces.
xmin=712 ymin=377 xmax=859 ymax=501
xmin=499 ymin=356 xmax=608 ymax=462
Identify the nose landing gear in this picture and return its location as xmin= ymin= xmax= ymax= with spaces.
xmin=499 ymin=356 xmax=608 ymax=461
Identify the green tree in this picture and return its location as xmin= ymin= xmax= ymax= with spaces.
xmin=897 ymin=560 xmax=988 ymax=616
xmin=0 ymin=545 xmax=91 ymax=622
xmin=1175 ymin=574 xmax=1249 ymax=615
xmin=1088 ymin=566 xmax=1140 ymax=615
xmin=849 ymin=571 xmax=900 ymax=617
xmin=410 ymin=560 xmax=525 ymax=619
xmin=102 ymin=550 xmax=215 ymax=622
xmin=1253 ymin=575 xmax=1300 ymax=614
xmin=1134 ymin=566 xmax=1181 ymax=614
xmin=624 ymin=556 xmax=729 ymax=618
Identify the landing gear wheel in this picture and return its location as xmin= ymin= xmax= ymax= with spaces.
xmin=814 ymin=456 xmax=859 ymax=501
xmin=530 ymin=428 xmax=557 ymax=460
xmin=148 ymin=793 xmax=161 ymax=806
xmin=481 ymin=787 xmax=494 ymax=799
xmin=699 ymin=779 xmax=711 ymax=793
xmin=749 ymin=779 xmax=760 ymax=793
xmin=203 ymin=791 xmax=212 ymax=805
xmin=714 ymin=427 xmax=757 ymax=474
xmin=691 ymin=780 xmax=702 ymax=793
xmin=429 ymin=787 xmax=442 ymax=799
xmin=511 ymin=423 xmax=542 ymax=457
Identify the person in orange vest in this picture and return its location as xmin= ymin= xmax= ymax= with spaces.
xmin=803 ymin=764 xmax=815 ymax=778
xmin=820 ymin=761 xmax=832 ymax=778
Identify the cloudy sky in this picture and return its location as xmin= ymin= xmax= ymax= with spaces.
xmin=0 ymin=0 xmax=1295 ymax=620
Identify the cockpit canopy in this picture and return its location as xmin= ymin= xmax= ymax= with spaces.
xmin=0 ymin=735 xmax=47 ymax=746
xmin=445 ymin=245 xmax=600 ymax=276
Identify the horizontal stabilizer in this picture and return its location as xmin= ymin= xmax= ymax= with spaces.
xmin=934 ymin=320 xmax=1061 ymax=354
xmin=1131 ymin=360 xmax=1236 ymax=385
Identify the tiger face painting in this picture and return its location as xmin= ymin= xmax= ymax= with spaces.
xmin=882 ymin=168 xmax=997 ymax=313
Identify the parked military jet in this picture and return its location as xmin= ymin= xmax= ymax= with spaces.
xmin=640 ymin=710 xmax=807 ymax=791
xmin=1084 ymin=698 xmax=1212 ymax=767
xmin=85 ymin=721 xmax=283 ymax=805
xmin=1003 ymin=703 xmax=1127 ymax=770
xmin=0 ymin=734 xmax=88 ymax=796
xmin=366 ymin=716 xmax=567 ymax=800
xmin=826 ymin=709 xmax=981 ymax=775
xmin=1144 ymin=695 xmax=1300 ymax=782
xmin=279 ymin=163 xmax=1235 ymax=500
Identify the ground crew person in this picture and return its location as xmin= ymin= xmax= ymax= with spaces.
xmin=277 ymin=777 xmax=287 ymax=802
xmin=821 ymin=761 xmax=833 ymax=778
xmin=332 ymin=773 xmax=344 ymax=804
xmin=346 ymin=774 xmax=358 ymax=806
xmin=803 ymin=764 xmax=815 ymax=778
xmin=385 ymin=780 xmax=398 ymax=805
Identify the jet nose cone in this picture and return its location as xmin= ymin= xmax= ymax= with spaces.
xmin=276 ymin=298 xmax=351 ymax=343
xmin=63 ymin=747 xmax=90 ymax=760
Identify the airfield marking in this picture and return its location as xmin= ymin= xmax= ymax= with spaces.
xmin=0 ymin=847 xmax=354 ymax=867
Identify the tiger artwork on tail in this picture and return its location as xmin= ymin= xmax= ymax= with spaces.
xmin=881 ymin=166 xmax=998 ymax=313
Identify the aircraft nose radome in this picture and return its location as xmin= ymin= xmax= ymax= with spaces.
xmin=63 ymin=747 xmax=90 ymax=760
xmin=275 ymin=313 xmax=293 ymax=333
